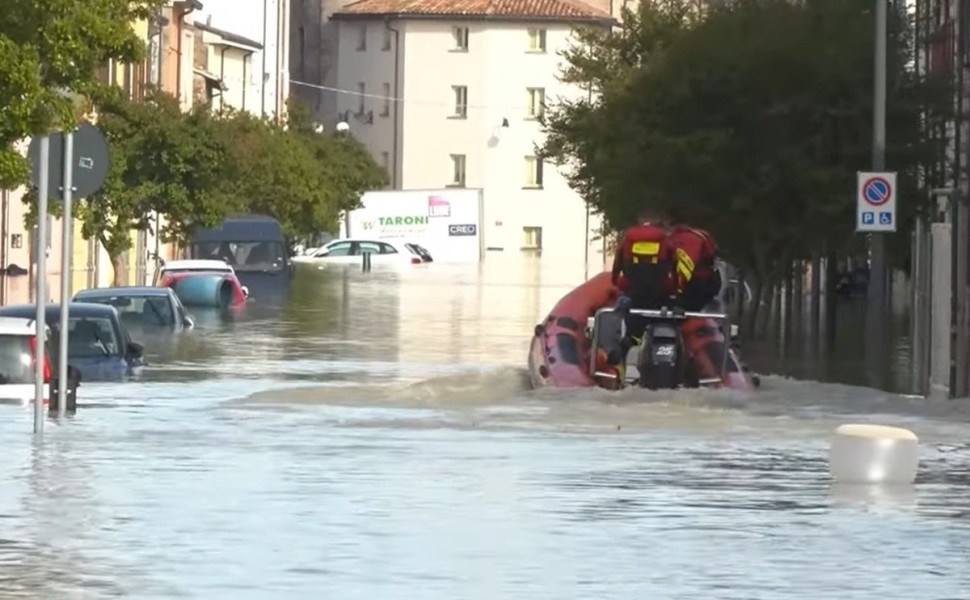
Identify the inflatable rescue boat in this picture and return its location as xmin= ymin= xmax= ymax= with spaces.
xmin=527 ymin=271 xmax=758 ymax=392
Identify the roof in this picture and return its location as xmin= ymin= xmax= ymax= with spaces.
xmin=191 ymin=215 xmax=285 ymax=243
xmin=331 ymin=0 xmax=613 ymax=22
xmin=195 ymin=22 xmax=264 ymax=51
xmin=194 ymin=68 xmax=228 ymax=91
xmin=74 ymin=286 xmax=173 ymax=298
xmin=0 ymin=303 xmax=121 ymax=319
xmin=160 ymin=259 xmax=234 ymax=273
xmin=327 ymin=238 xmax=417 ymax=245
xmin=0 ymin=316 xmax=42 ymax=336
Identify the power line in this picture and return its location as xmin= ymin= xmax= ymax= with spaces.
xmin=289 ymin=78 xmax=564 ymax=112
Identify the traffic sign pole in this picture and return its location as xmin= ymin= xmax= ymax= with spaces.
xmin=866 ymin=0 xmax=889 ymax=392
xmin=58 ymin=129 xmax=74 ymax=418
xmin=25 ymin=121 xmax=109 ymax=430
xmin=33 ymin=136 xmax=49 ymax=434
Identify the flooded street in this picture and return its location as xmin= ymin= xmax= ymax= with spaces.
xmin=2 ymin=257 xmax=970 ymax=599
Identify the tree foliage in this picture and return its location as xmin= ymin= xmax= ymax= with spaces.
xmin=542 ymin=0 xmax=951 ymax=282
xmin=77 ymin=88 xmax=234 ymax=284
xmin=21 ymin=90 xmax=386 ymax=284
xmin=0 ymin=0 xmax=164 ymax=188
xmin=212 ymin=100 xmax=387 ymax=241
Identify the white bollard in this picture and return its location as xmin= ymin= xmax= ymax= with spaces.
xmin=828 ymin=423 xmax=920 ymax=484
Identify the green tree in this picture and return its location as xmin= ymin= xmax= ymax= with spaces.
xmin=0 ymin=0 xmax=164 ymax=188
xmin=542 ymin=0 xmax=950 ymax=285
xmin=76 ymin=89 xmax=234 ymax=285
xmin=212 ymin=100 xmax=386 ymax=240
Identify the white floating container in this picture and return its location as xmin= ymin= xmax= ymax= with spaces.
xmin=828 ymin=423 xmax=920 ymax=484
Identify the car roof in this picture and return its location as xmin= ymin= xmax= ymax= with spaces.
xmin=0 ymin=302 xmax=121 ymax=320
xmin=159 ymin=259 xmax=234 ymax=273
xmin=0 ymin=316 xmax=44 ymax=336
xmin=326 ymin=238 xmax=412 ymax=246
xmin=75 ymin=286 xmax=172 ymax=297
xmin=191 ymin=214 xmax=285 ymax=243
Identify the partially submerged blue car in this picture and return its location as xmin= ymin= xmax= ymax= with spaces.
xmin=73 ymin=286 xmax=195 ymax=330
xmin=0 ymin=303 xmax=145 ymax=381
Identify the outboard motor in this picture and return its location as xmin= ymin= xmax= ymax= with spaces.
xmin=637 ymin=316 xmax=682 ymax=390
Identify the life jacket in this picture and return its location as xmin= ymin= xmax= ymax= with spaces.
xmin=618 ymin=221 xmax=670 ymax=269
xmin=612 ymin=221 xmax=673 ymax=300
xmin=667 ymin=225 xmax=718 ymax=293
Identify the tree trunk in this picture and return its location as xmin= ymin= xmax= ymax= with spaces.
xmin=792 ymin=259 xmax=804 ymax=342
xmin=111 ymin=254 xmax=125 ymax=287
xmin=745 ymin=277 xmax=762 ymax=337
xmin=824 ymin=249 xmax=838 ymax=350
xmin=810 ymin=250 xmax=821 ymax=352
xmin=755 ymin=280 xmax=775 ymax=339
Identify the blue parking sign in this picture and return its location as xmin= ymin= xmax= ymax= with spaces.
xmin=862 ymin=212 xmax=874 ymax=225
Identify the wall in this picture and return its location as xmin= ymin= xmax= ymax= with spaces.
xmin=292 ymin=0 xmax=366 ymax=125
xmin=335 ymin=17 xmax=606 ymax=267
xmin=160 ymin=3 xmax=200 ymax=110
xmin=199 ymin=0 xmax=290 ymax=119
xmin=335 ymin=18 xmax=397 ymax=169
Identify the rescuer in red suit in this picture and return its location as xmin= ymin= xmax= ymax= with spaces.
xmin=608 ymin=211 xmax=676 ymax=363
xmin=666 ymin=224 xmax=722 ymax=311
xmin=610 ymin=214 xmax=673 ymax=309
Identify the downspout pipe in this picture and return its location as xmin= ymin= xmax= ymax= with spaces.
xmin=262 ymin=0 xmax=268 ymax=117
xmin=219 ymin=46 xmax=229 ymax=110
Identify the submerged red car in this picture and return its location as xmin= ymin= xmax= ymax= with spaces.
xmin=153 ymin=259 xmax=249 ymax=309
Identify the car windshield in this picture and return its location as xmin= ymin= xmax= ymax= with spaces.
xmin=60 ymin=317 xmax=121 ymax=358
xmin=0 ymin=334 xmax=35 ymax=384
xmin=80 ymin=295 xmax=174 ymax=327
xmin=405 ymin=243 xmax=432 ymax=260
xmin=192 ymin=241 xmax=286 ymax=272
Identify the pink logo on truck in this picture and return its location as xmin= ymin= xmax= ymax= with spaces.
xmin=428 ymin=195 xmax=451 ymax=217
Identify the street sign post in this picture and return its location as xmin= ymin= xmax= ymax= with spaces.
xmin=26 ymin=121 xmax=110 ymax=429
xmin=856 ymin=171 xmax=897 ymax=233
xmin=28 ymin=123 xmax=110 ymax=200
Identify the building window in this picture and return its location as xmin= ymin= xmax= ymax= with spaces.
xmin=526 ymin=87 xmax=545 ymax=119
xmin=522 ymin=226 xmax=542 ymax=250
xmin=451 ymin=85 xmax=467 ymax=118
xmin=382 ymin=27 xmax=392 ymax=51
xmin=381 ymin=82 xmax=391 ymax=116
xmin=450 ymin=154 xmax=466 ymax=187
xmin=527 ymin=28 xmax=546 ymax=52
xmin=524 ymin=155 xmax=544 ymax=188
xmin=357 ymin=82 xmax=365 ymax=114
xmin=452 ymin=27 xmax=469 ymax=51
xmin=357 ymin=24 xmax=367 ymax=51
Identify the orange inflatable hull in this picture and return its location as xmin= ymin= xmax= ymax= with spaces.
xmin=528 ymin=271 xmax=756 ymax=392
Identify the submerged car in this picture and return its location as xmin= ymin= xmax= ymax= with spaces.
xmin=73 ymin=286 xmax=195 ymax=330
xmin=0 ymin=316 xmax=80 ymax=409
xmin=293 ymin=238 xmax=434 ymax=266
xmin=153 ymin=259 xmax=249 ymax=309
xmin=0 ymin=303 xmax=145 ymax=381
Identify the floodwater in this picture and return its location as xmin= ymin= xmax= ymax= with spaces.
xmin=1 ymin=256 xmax=970 ymax=599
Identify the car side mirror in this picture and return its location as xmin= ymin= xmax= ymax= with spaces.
xmin=183 ymin=316 xmax=195 ymax=329
xmin=127 ymin=341 xmax=144 ymax=359
xmin=241 ymin=286 xmax=250 ymax=298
